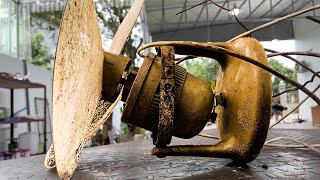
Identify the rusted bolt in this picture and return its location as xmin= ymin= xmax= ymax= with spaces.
xmin=164 ymin=83 xmax=172 ymax=92
xmin=215 ymin=93 xmax=225 ymax=107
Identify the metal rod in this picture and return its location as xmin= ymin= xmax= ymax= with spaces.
xmin=43 ymin=87 xmax=47 ymax=153
xmin=267 ymin=51 xmax=320 ymax=59
xmin=260 ymin=0 xmax=284 ymax=18
xmin=227 ymin=0 xmax=231 ymax=20
xmin=270 ymin=0 xmax=273 ymax=17
xmin=10 ymin=89 xmax=14 ymax=143
xmin=291 ymin=0 xmax=294 ymax=13
xmin=161 ymin=0 xmax=165 ymax=33
xmin=176 ymin=0 xmax=206 ymax=15
xmin=274 ymin=0 xmax=300 ymax=17
xmin=16 ymin=0 xmax=19 ymax=60
xmin=306 ymin=16 xmax=320 ymax=24
xmin=210 ymin=1 xmax=227 ymax=25
xmin=273 ymin=71 xmax=320 ymax=98
xmin=137 ymin=41 xmax=320 ymax=105
xmin=245 ymin=0 xmax=265 ymax=19
xmin=292 ymin=0 xmax=313 ymax=14
xmin=176 ymin=0 xmax=188 ymax=31
xmin=15 ymin=0 xmax=31 ymax=131
xmin=8 ymin=0 xmax=12 ymax=55
xmin=264 ymin=48 xmax=319 ymax=76
xmin=248 ymin=0 xmax=251 ymax=15
xmin=229 ymin=4 xmax=320 ymax=42
xmin=149 ymin=0 xmax=231 ymax=12
xmin=313 ymin=0 xmax=316 ymax=16
xmin=269 ymin=83 xmax=320 ymax=129
xmin=192 ymin=1 xmax=206 ymax=29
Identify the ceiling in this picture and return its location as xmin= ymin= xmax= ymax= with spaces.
xmin=144 ymin=0 xmax=320 ymax=41
xmin=18 ymin=0 xmax=320 ymax=41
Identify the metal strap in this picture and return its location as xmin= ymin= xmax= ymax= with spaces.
xmin=154 ymin=46 xmax=175 ymax=147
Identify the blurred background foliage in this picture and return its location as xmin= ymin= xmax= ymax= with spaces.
xmin=180 ymin=57 xmax=220 ymax=88
xmin=269 ymin=58 xmax=297 ymax=94
xmin=29 ymin=34 xmax=53 ymax=69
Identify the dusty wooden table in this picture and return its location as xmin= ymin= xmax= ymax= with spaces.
xmin=1 ymin=129 xmax=320 ymax=179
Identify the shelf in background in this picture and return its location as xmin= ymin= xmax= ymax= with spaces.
xmin=0 ymin=118 xmax=44 ymax=124
xmin=0 ymin=76 xmax=45 ymax=89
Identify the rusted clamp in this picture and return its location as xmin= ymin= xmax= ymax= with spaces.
xmin=154 ymin=46 xmax=175 ymax=147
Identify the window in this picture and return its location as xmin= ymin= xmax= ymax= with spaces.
xmin=0 ymin=0 xmax=31 ymax=60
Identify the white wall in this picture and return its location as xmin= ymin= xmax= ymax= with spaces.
xmin=294 ymin=19 xmax=320 ymax=121
xmin=0 ymin=54 xmax=52 ymax=151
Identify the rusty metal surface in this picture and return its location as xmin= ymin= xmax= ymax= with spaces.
xmin=155 ymin=46 xmax=176 ymax=146
xmin=151 ymin=38 xmax=272 ymax=163
xmin=102 ymin=52 xmax=130 ymax=103
xmin=1 ymin=129 xmax=320 ymax=180
xmin=121 ymin=53 xmax=156 ymax=125
xmin=122 ymin=53 xmax=213 ymax=139
xmin=213 ymin=38 xmax=272 ymax=162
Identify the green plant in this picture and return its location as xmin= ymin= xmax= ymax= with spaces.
xmin=180 ymin=57 xmax=220 ymax=88
xmin=28 ymin=34 xmax=53 ymax=69
xmin=31 ymin=11 xmax=63 ymax=39
xmin=269 ymin=58 xmax=297 ymax=94
xmin=95 ymin=1 xmax=142 ymax=65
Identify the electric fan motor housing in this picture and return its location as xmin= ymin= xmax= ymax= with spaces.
xmin=122 ymin=53 xmax=215 ymax=139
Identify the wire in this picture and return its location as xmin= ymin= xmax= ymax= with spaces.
xmin=265 ymin=48 xmax=319 ymax=76
xmin=264 ymin=48 xmax=320 ymax=98
xmin=176 ymin=0 xmax=209 ymax=15
xmin=175 ymin=55 xmax=197 ymax=64
xmin=264 ymin=136 xmax=320 ymax=153
xmin=197 ymin=134 xmax=320 ymax=153
xmin=269 ymin=83 xmax=320 ymax=129
xmin=176 ymin=0 xmax=249 ymax=32
xmin=273 ymin=71 xmax=320 ymax=98
xmin=137 ymin=41 xmax=320 ymax=105
xmin=197 ymin=133 xmax=219 ymax=139
xmin=268 ymin=51 xmax=320 ymax=59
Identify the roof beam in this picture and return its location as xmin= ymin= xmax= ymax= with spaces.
xmin=274 ymin=0 xmax=300 ymax=17
xmin=206 ymin=1 xmax=209 ymax=21
xmin=209 ymin=1 xmax=227 ymax=26
xmin=312 ymin=0 xmax=316 ymax=16
xmin=150 ymin=18 xmax=276 ymax=27
xmin=239 ymin=0 xmax=248 ymax=11
xmin=192 ymin=1 xmax=206 ymax=28
xmin=147 ymin=0 xmax=244 ymax=12
xmin=246 ymin=0 xmax=265 ymax=19
xmin=306 ymin=16 xmax=320 ymax=24
xmin=227 ymin=0 xmax=231 ymax=20
xmin=176 ymin=0 xmax=188 ymax=31
xmin=151 ymin=19 xmax=292 ymax=38
xmin=270 ymin=0 xmax=273 ymax=16
xmin=293 ymin=0 xmax=314 ymax=14
xmin=161 ymin=0 xmax=165 ymax=32
xmin=248 ymin=0 xmax=252 ymax=15
xmin=260 ymin=0 xmax=284 ymax=18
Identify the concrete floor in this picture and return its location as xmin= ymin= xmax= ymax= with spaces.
xmin=0 ymin=129 xmax=320 ymax=180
